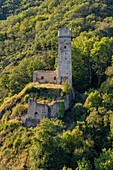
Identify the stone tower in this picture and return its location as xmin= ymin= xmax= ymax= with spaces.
xmin=57 ymin=28 xmax=72 ymax=86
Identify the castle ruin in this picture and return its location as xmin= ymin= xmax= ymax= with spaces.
xmin=33 ymin=28 xmax=72 ymax=86
xmin=22 ymin=28 xmax=74 ymax=127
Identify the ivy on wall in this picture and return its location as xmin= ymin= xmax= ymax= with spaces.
xmin=59 ymin=100 xmax=65 ymax=117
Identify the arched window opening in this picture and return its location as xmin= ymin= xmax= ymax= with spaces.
xmin=35 ymin=112 xmax=38 ymax=115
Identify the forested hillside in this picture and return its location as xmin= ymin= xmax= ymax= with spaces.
xmin=1 ymin=0 xmax=113 ymax=101
xmin=1 ymin=0 xmax=113 ymax=169
xmin=0 ymin=0 xmax=44 ymax=20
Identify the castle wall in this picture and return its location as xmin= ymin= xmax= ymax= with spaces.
xmin=27 ymin=91 xmax=75 ymax=122
xmin=28 ymin=99 xmax=48 ymax=120
xmin=27 ymin=99 xmax=60 ymax=121
xmin=33 ymin=69 xmax=58 ymax=84
xmin=49 ymin=102 xmax=60 ymax=118
xmin=65 ymin=90 xmax=75 ymax=110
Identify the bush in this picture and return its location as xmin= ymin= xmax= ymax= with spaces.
xmin=0 ymin=99 xmax=2 ymax=104
xmin=12 ymin=103 xmax=28 ymax=117
xmin=76 ymin=158 xmax=92 ymax=170
xmin=0 ymin=124 xmax=3 ymax=132
xmin=24 ymin=94 xmax=30 ymax=103
xmin=13 ymin=137 xmax=21 ymax=149
xmin=94 ymin=149 xmax=113 ymax=170
xmin=62 ymin=165 xmax=72 ymax=170
xmin=62 ymin=80 xmax=72 ymax=94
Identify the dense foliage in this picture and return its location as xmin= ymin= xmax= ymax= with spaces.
xmin=1 ymin=0 xmax=113 ymax=101
xmin=1 ymin=0 xmax=113 ymax=169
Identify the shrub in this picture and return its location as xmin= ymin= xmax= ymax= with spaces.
xmin=13 ymin=137 xmax=21 ymax=149
xmin=76 ymin=158 xmax=92 ymax=170
xmin=0 ymin=99 xmax=2 ymax=104
xmin=0 ymin=124 xmax=3 ymax=132
xmin=94 ymin=149 xmax=113 ymax=170
xmin=62 ymin=166 xmax=72 ymax=170
xmin=62 ymin=80 xmax=72 ymax=94
xmin=12 ymin=103 xmax=28 ymax=117
xmin=24 ymin=94 xmax=30 ymax=103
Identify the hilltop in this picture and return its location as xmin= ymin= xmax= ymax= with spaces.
xmin=0 ymin=82 xmax=63 ymax=119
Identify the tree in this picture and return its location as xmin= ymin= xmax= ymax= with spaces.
xmin=90 ymin=37 xmax=113 ymax=84
xmin=76 ymin=158 xmax=92 ymax=170
xmin=71 ymin=103 xmax=87 ymax=122
xmin=72 ymin=31 xmax=98 ymax=91
xmin=30 ymin=118 xmax=68 ymax=170
xmin=84 ymin=90 xmax=101 ymax=109
xmin=94 ymin=149 xmax=113 ymax=170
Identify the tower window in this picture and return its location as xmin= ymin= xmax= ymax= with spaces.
xmin=41 ymin=76 xmax=44 ymax=80
xmin=54 ymin=77 xmax=56 ymax=80
xmin=64 ymin=46 xmax=67 ymax=49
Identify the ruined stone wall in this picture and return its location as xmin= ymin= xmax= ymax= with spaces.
xmin=49 ymin=102 xmax=60 ymax=118
xmin=27 ymin=90 xmax=75 ymax=122
xmin=33 ymin=68 xmax=58 ymax=84
xmin=65 ymin=90 xmax=75 ymax=110
xmin=28 ymin=99 xmax=48 ymax=120
xmin=28 ymin=99 xmax=60 ymax=121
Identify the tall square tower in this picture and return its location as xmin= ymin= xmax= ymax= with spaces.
xmin=57 ymin=28 xmax=72 ymax=86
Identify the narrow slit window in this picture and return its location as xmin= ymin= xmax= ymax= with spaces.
xmin=64 ymin=46 xmax=67 ymax=49
xmin=54 ymin=77 xmax=56 ymax=80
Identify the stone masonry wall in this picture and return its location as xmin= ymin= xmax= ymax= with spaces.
xmin=28 ymin=99 xmax=48 ymax=120
xmin=58 ymin=28 xmax=72 ymax=86
xmin=26 ymin=90 xmax=75 ymax=122
xmin=27 ymin=99 xmax=60 ymax=121
xmin=33 ymin=68 xmax=58 ymax=84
